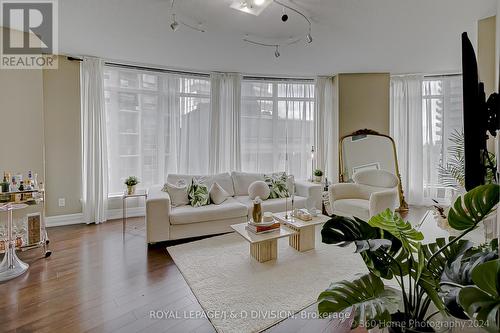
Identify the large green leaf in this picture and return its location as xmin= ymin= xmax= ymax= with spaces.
xmin=318 ymin=273 xmax=400 ymax=328
xmin=321 ymin=215 xmax=406 ymax=279
xmin=447 ymin=184 xmax=500 ymax=231
xmin=368 ymin=209 xmax=424 ymax=253
xmin=441 ymin=247 xmax=498 ymax=319
xmin=458 ymin=259 xmax=500 ymax=333
xmin=321 ymin=215 xmax=379 ymax=246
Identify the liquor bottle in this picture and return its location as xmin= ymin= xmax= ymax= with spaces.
xmin=18 ymin=181 xmax=24 ymax=192
xmin=1 ymin=173 xmax=9 ymax=193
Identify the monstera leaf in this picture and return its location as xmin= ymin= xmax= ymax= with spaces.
xmin=423 ymin=237 xmax=474 ymax=280
xmin=441 ymin=246 xmax=498 ymax=319
xmin=321 ymin=215 xmax=406 ymax=279
xmin=368 ymin=209 xmax=424 ymax=253
xmin=458 ymin=259 xmax=500 ymax=333
xmin=448 ymin=184 xmax=499 ymax=231
xmin=321 ymin=215 xmax=379 ymax=246
xmin=318 ymin=273 xmax=400 ymax=328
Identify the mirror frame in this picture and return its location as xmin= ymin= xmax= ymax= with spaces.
xmin=339 ymin=129 xmax=409 ymax=213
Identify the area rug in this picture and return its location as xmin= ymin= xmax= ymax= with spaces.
xmin=167 ymin=228 xmax=368 ymax=333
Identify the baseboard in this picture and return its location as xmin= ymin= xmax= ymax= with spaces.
xmin=106 ymin=207 xmax=145 ymax=221
xmin=45 ymin=208 xmax=145 ymax=227
xmin=46 ymin=213 xmax=84 ymax=227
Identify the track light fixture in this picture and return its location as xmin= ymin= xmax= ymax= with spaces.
xmin=306 ymin=31 xmax=312 ymax=43
xmin=242 ymin=0 xmax=313 ymax=58
xmin=170 ymin=14 xmax=179 ymax=31
xmin=169 ymin=0 xmax=205 ymax=33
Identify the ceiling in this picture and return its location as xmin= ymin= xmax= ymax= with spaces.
xmin=58 ymin=0 xmax=498 ymax=76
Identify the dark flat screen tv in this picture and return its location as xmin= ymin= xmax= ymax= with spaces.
xmin=461 ymin=32 xmax=499 ymax=190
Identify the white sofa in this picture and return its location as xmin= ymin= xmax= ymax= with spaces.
xmin=329 ymin=169 xmax=399 ymax=221
xmin=146 ymin=171 xmax=322 ymax=243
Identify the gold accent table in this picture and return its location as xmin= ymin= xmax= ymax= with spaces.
xmin=273 ymin=212 xmax=330 ymax=252
xmin=231 ymin=223 xmax=296 ymax=263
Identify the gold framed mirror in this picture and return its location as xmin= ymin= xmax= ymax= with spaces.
xmin=339 ymin=129 xmax=409 ymax=213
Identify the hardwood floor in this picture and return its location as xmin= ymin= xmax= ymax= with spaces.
xmin=0 ymin=218 xmax=215 ymax=333
xmin=0 ymin=208 xmax=436 ymax=333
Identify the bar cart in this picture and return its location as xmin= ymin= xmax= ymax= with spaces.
xmin=0 ymin=189 xmax=51 ymax=282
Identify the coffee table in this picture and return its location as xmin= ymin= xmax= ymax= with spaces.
xmin=231 ymin=223 xmax=296 ymax=263
xmin=273 ymin=212 xmax=330 ymax=252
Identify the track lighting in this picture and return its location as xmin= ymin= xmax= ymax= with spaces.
xmin=306 ymin=32 xmax=312 ymax=44
xmin=242 ymin=0 xmax=313 ymax=57
xmin=281 ymin=7 xmax=288 ymax=22
xmin=170 ymin=14 xmax=179 ymax=31
xmin=169 ymin=1 xmax=205 ymax=33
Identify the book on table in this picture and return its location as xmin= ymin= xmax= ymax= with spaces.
xmin=245 ymin=222 xmax=280 ymax=234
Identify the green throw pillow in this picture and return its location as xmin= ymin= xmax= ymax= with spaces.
xmin=188 ymin=178 xmax=210 ymax=207
xmin=264 ymin=172 xmax=290 ymax=199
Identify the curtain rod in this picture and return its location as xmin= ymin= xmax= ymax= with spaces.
xmin=67 ymin=56 xmax=316 ymax=81
xmin=392 ymin=72 xmax=461 ymax=78
xmin=67 ymin=56 xmax=210 ymax=78
xmin=424 ymin=73 xmax=461 ymax=78
xmin=242 ymin=76 xmax=315 ymax=82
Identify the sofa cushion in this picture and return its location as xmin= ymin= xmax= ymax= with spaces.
xmin=231 ymin=171 xmax=265 ymax=196
xmin=167 ymin=173 xmax=235 ymax=197
xmin=333 ymin=199 xmax=370 ymax=221
xmin=210 ymin=182 xmax=230 ymax=205
xmin=353 ymin=170 xmax=398 ymax=188
xmin=162 ymin=182 xmax=189 ymax=207
xmin=235 ymin=195 xmax=307 ymax=216
xmin=169 ymin=197 xmax=247 ymax=225
xmin=264 ymin=172 xmax=290 ymax=199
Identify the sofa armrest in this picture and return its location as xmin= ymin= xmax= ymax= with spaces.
xmin=294 ymin=180 xmax=323 ymax=209
xmin=146 ymin=185 xmax=171 ymax=243
xmin=369 ymin=190 xmax=398 ymax=217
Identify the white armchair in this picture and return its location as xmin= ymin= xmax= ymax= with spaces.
xmin=329 ymin=169 xmax=399 ymax=221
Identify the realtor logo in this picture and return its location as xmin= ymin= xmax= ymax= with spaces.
xmin=1 ymin=0 xmax=58 ymax=69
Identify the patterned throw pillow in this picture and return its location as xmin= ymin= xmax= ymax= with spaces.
xmin=264 ymin=172 xmax=290 ymax=199
xmin=188 ymin=178 xmax=210 ymax=207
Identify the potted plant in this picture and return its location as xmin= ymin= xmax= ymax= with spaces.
xmin=124 ymin=176 xmax=139 ymax=195
xmin=313 ymin=169 xmax=323 ymax=183
xmin=317 ymin=184 xmax=499 ymax=333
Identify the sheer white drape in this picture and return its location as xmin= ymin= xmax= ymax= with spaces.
xmin=391 ymin=75 xmax=464 ymax=205
xmin=240 ymin=81 xmax=315 ymax=179
xmin=390 ymin=75 xmax=424 ymax=205
xmin=81 ymin=57 xmax=108 ymax=224
xmin=315 ymin=77 xmax=338 ymax=183
xmin=209 ymin=73 xmax=242 ymax=173
xmin=104 ymin=69 xmax=211 ymax=194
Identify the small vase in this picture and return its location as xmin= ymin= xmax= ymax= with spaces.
xmin=252 ymin=202 xmax=262 ymax=223
xmin=127 ymin=185 xmax=135 ymax=195
xmin=314 ymin=175 xmax=322 ymax=183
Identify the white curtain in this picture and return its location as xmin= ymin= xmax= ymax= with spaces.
xmin=390 ymin=75 xmax=423 ymax=205
xmin=315 ymin=76 xmax=338 ymax=183
xmin=240 ymin=80 xmax=315 ymax=179
xmin=81 ymin=57 xmax=108 ymax=224
xmin=209 ymin=73 xmax=242 ymax=173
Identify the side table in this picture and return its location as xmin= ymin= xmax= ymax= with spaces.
xmin=122 ymin=189 xmax=147 ymax=237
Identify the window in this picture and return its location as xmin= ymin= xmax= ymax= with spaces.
xmin=104 ymin=67 xmax=210 ymax=195
xmin=241 ymin=80 xmax=315 ymax=179
xmin=422 ymin=76 xmax=463 ymax=202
